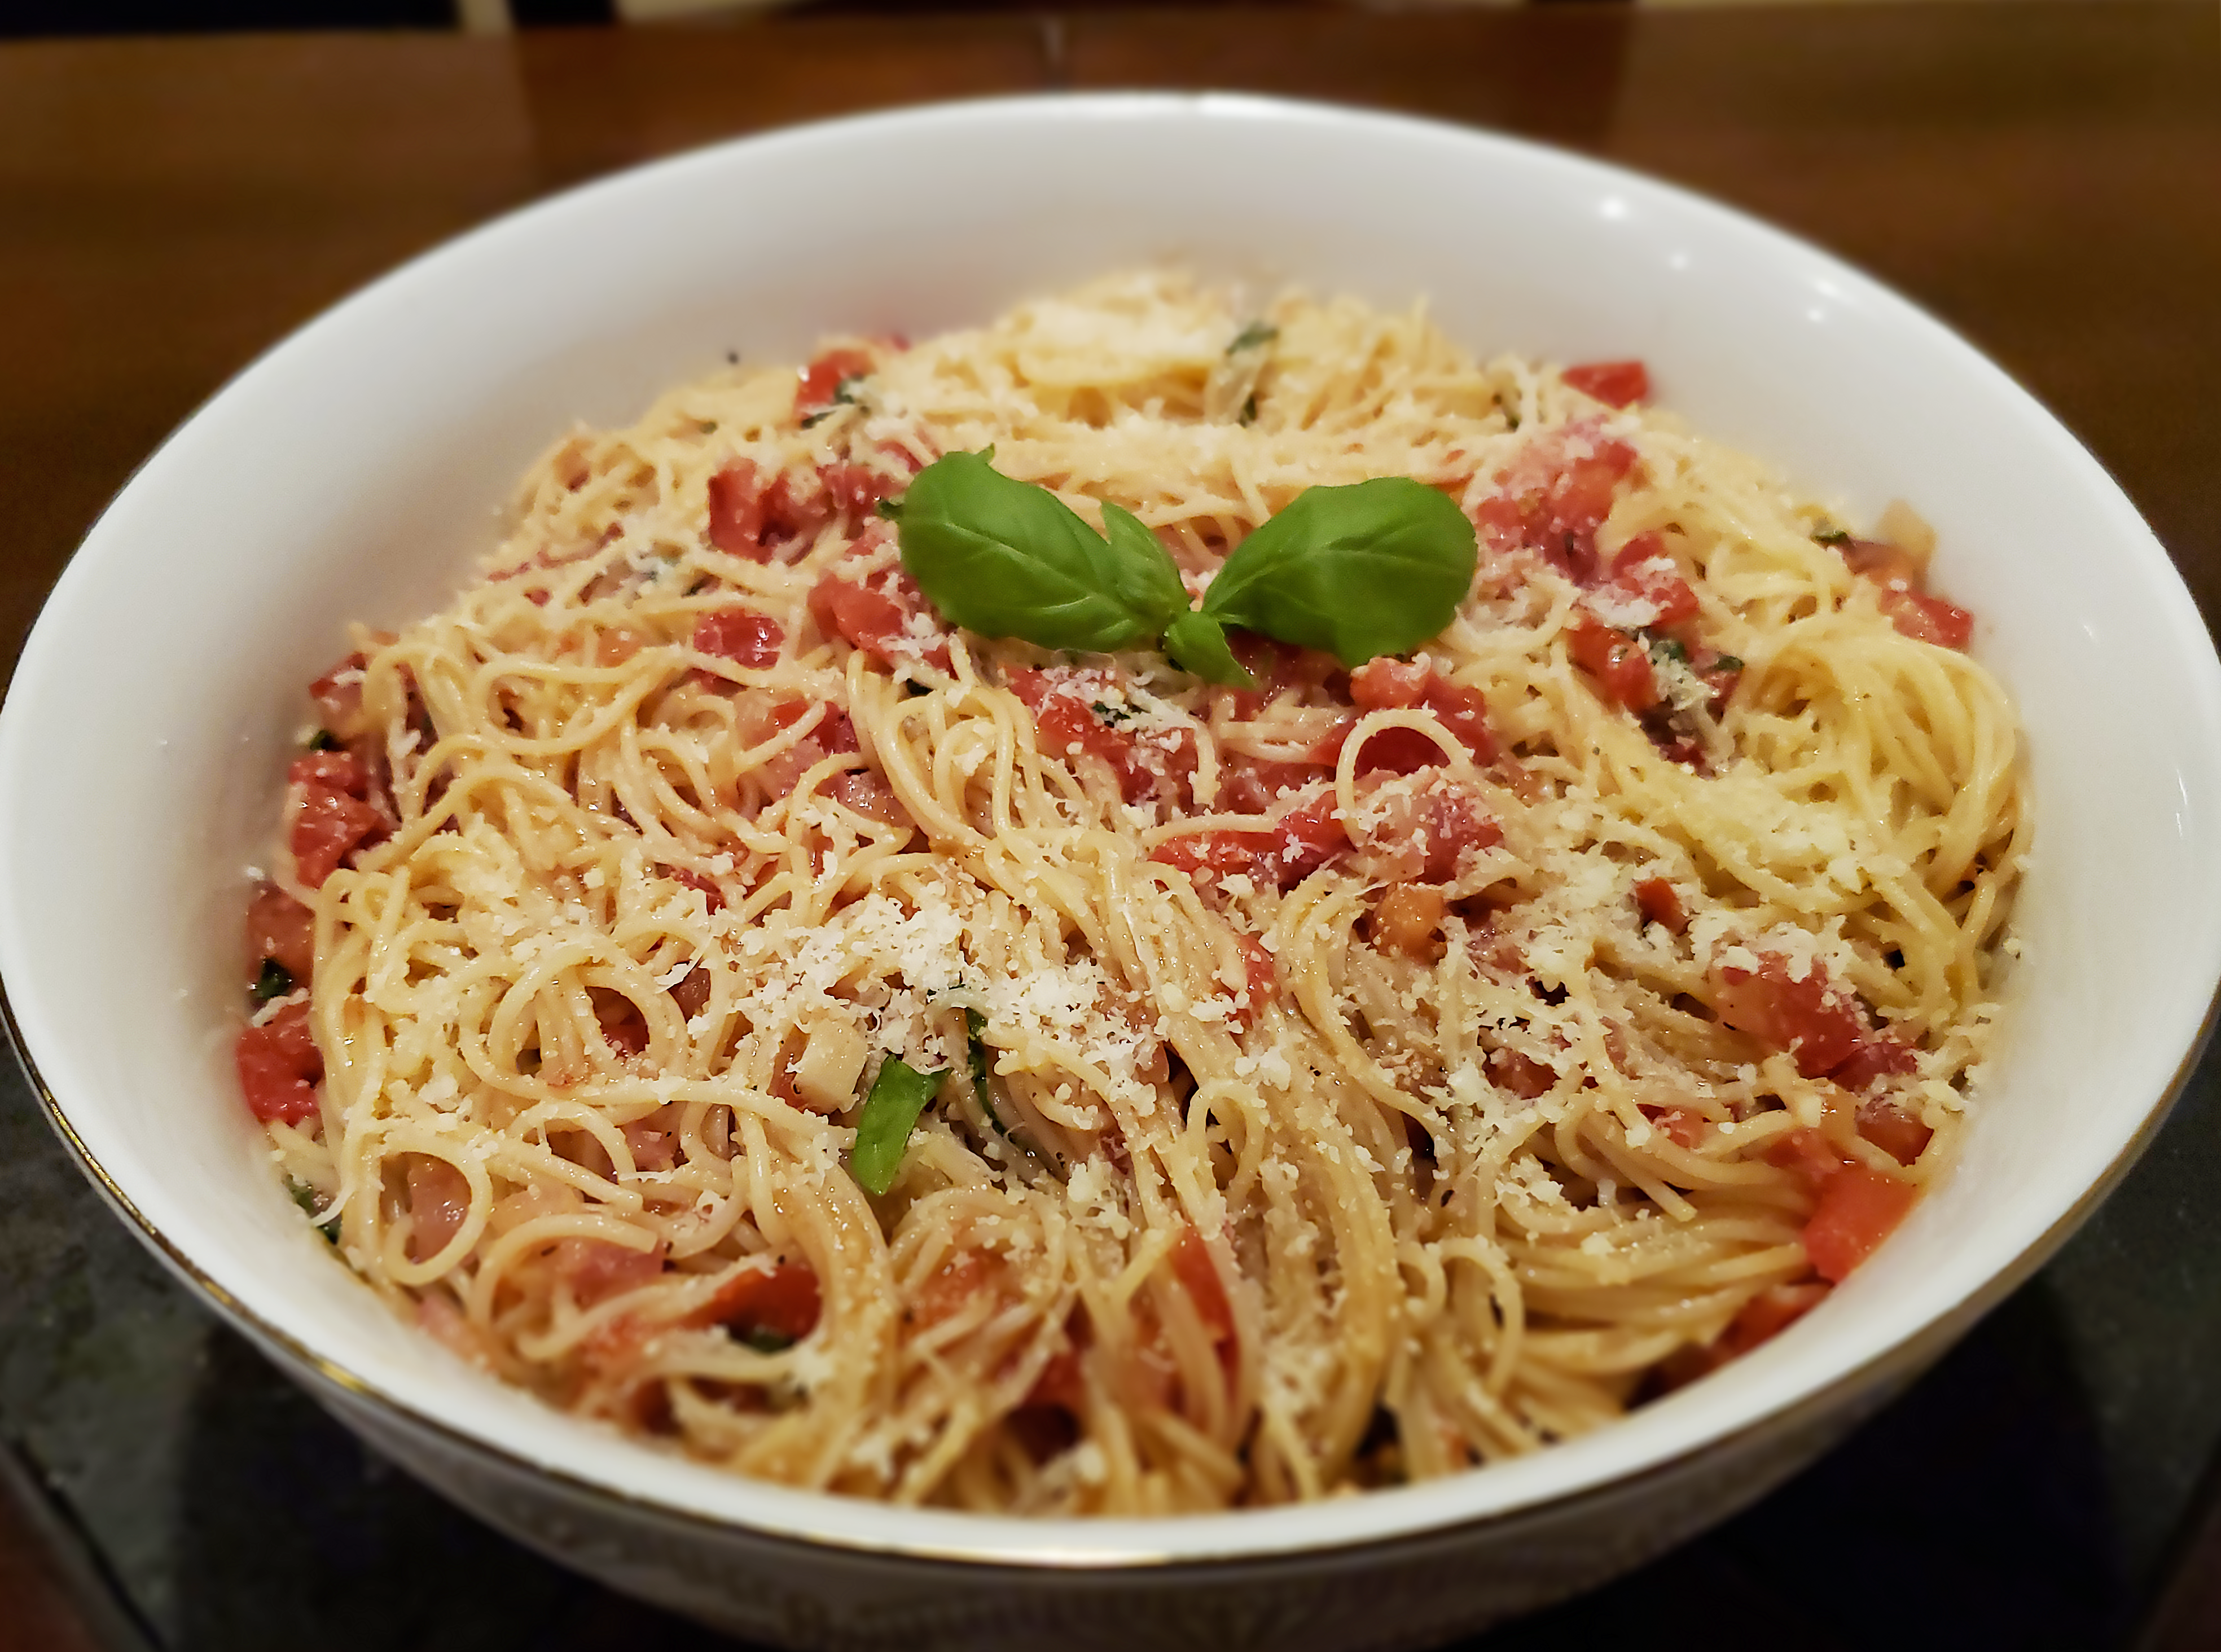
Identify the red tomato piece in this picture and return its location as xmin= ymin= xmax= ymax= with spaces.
xmin=1718 ymin=1282 xmax=1830 ymax=1358
xmin=706 ymin=460 xmax=771 ymax=559
xmin=1633 ymin=876 xmax=1686 ymax=934
xmin=1419 ymin=674 xmax=1497 ymax=765
xmin=290 ymin=785 xmax=384 ymax=889
xmin=404 ymin=1154 xmax=471 ymax=1262
xmin=1152 ymin=831 xmax=1265 ymax=881
xmin=245 ymin=882 xmax=315 ymax=981
xmin=1024 ymin=1343 xmax=1088 ymax=1415
xmin=1561 ymin=359 xmax=1651 ymax=408
xmin=1838 ymin=537 xmax=1926 ymax=591
xmin=1169 ymin=1225 xmax=1237 ymax=1364
xmin=1855 ymin=1096 xmax=1934 ymax=1166
xmin=660 ymin=865 xmax=725 ymax=913
xmin=820 ymin=461 xmax=893 ymax=521
xmin=1487 ymin=1048 xmax=1556 ymax=1100
xmin=1349 ymin=657 xmax=1432 ymax=709
xmin=550 ymin=1238 xmax=667 ymax=1306
xmin=1880 ymin=588 xmax=1975 ymax=649
xmin=1266 ymin=790 xmax=1350 ymax=887
xmin=1565 ymin=614 xmax=1660 ymax=712
xmin=1474 ymin=424 xmax=1640 ymax=583
xmin=1832 ymin=1034 xmax=1920 ymax=1094
xmin=797 ymin=347 xmax=873 ymax=412
xmin=1009 ymin=667 xmax=1194 ymax=806
xmin=309 ymin=653 xmax=370 ymax=739
xmin=807 ymin=572 xmax=950 ymax=672
xmin=1590 ymin=533 xmax=1700 ymax=628
xmin=1713 ymin=955 xmax=1867 ymax=1079
xmin=1345 ymin=661 xmax=1496 ymax=770
xmin=692 ymin=606 xmax=784 ymax=669
xmin=1641 ymin=1105 xmax=1706 ymax=1149
xmin=288 ymin=749 xmax=369 ymax=797
xmin=1764 ymin=1126 xmax=1849 ymax=1195
xmin=688 ymin=1259 xmax=823 ymax=1343
xmin=1802 ymin=1166 xmax=1919 ymax=1282
xmin=594 ymin=994 xmax=649 ymax=1059
xmin=771 ymin=698 xmax=859 ymax=755
xmin=235 ymin=1000 xmax=322 ymax=1124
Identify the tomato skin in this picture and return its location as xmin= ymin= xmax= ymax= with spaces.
xmin=1561 ymin=359 xmax=1651 ymax=408
xmin=1227 ymin=935 xmax=1278 ymax=1034
xmin=1346 ymin=661 xmax=1496 ymax=769
xmin=1633 ymin=876 xmax=1686 ymax=934
xmin=1802 ymin=1165 xmax=1919 ymax=1282
xmin=688 ymin=1259 xmax=822 ymax=1343
xmin=1880 ymin=588 xmax=1974 ymax=649
xmin=692 ymin=606 xmax=784 ymax=668
xmin=1565 ymin=614 xmax=1661 ymax=711
xmin=288 ymin=749 xmax=368 ymax=796
xmin=235 ymin=1000 xmax=322 ymax=1124
xmin=1855 ymin=1096 xmax=1934 ymax=1165
xmin=245 ymin=882 xmax=315 ymax=980
xmin=1151 ymin=790 xmax=1349 ymax=892
xmin=1713 ymin=955 xmax=1866 ymax=1079
xmin=807 ymin=570 xmax=950 ymax=671
xmin=1472 ymin=423 xmax=1639 ymax=583
xmin=1349 ymin=657 xmax=1431 ymax=709
xmin=290 ymin=784 xmax=384 ymax=888
xmin=1592 ymin=533 xmax=1700 ymax=629
xmin=1642 ymin=1105 xmax=1706 ymax=1148
xmin=706 ymin=460 xmax=771 ymax=559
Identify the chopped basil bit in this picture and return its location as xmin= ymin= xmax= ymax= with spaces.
xmin=800 ymin=374 xmax=868 ymax=428
xmin=1813 ymin=528 xmax=1851 ymax=546
xmin=288 ymin=1180 xmax=339 ymax=1244
xmin=306 ymin=729 xmax=340 ymax=752
xmin=252 ymin=959 xmax=294 ymax=1003
xmin=1714 ymin=654 xmax=1745 ymax=673
xmin=1240 ymin=392 xmax=1258 ymax=425
xmin=1647 ymin=635 xmax=1688 ymax=666
xmin=967 ymin=1008 xmax=1011 ymax=1139
xmin=1090 ymin=700 xmax=1134 ymax=726
xmin=850 ymin=1056 xmax=947 ymax=1194
xmin=740 ymin=1326 xmax=795 ymax=1354
xmin=1227 ymin=321 xmax=1278 ymax=355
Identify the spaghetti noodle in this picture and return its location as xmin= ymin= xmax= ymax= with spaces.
xmin=235 ymin=271 xmax=2024 ymax=1513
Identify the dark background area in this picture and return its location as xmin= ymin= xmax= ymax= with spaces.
xmin=1 ymin=6 xmax=2219 ymax=1649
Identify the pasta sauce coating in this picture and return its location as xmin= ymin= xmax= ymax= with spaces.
xmin=239 ymin=273 xmax=2023 ymax=1513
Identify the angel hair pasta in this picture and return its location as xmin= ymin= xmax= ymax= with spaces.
xmin=234 ymin=271 xmax=2022 ymax=1513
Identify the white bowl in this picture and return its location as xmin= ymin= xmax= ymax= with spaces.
xmin=3 ymin=93 xmax=2218 ymax=1650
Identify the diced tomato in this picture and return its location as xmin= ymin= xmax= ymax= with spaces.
xmin=550 ymin=1238 xmax=667 ymax=1306
xmin=1228 ymin=632 xmax=1345 ymax=704
xmin=1349 ymin=657 xmax=1432 ymax=709
xmin=1641 ymin=1105 xmax=1706 ymax=1148
xmin=828 ymin=769 xmax=913 ymax=828
xmin=693 ymin=607 xmax=784 ymax=669
xmin=235 ymin=1000 xmax=322 ymax=1124
xmin=670 ymin=965 xmax=713 ymax=1020
xmin=1152 ymin=831 xmax=1267 ymax=882
xmin=1561 ymin=359 xmax=1651 ymax=409
xmin=770 ymin=698 xmax=860 ymax=755
xmin=1838 ymin=537 xmax=1926 ymax=591
xmin=1764 ymin=1126 xmax=1848 ymax=1194
xmin=1565 ymin=614 xmax=1660 ymax=712
xmin=1718 ymin=1282 xmax=1829 ymax=1357
xmin=287 ymin=749 xmax=369 ymax=797
xmin=1265 ymin=790 xmax=1351 ymax=887
xmin=1168 ymin=1225 xmax=1237 ymax=1364
xmin=706 ymin=460 xmax=771 ymax=559
xmin=1802 ymin=1166 xmax=1919 ymax=1282
xmin=245 ymin=881 xmax=315 ymax=980
xmin=1712 ymin=954 xmax=1867 ymax=1079
xmin=807 ymin=570 xmax=951 ymax=672
xmin=1024 ymin=1342 xmax=1088 ymax=1414
xmin=1855 ymin=1097 xmax=1934 ymax=1166
xmin=309 ymin=653 xmax=370 ymax=740
xmin=1408 ymin=785 xmax=1503 ymax=882
xmin=1227 ymin=935 xmax=1278 ymax=1034
xmin=404 ymin=1154 xmax=471 ymax=1262
xmin=1833 ymin=1034 xmax=1920 ymax=1094
xmin=912 ymin=1247 xmax=1004 ymax=1328
xmin=1009 ymin=666 xmax=1195 ymax=807
xmin=1633 ymin=877 xmax=1686 ymax=934
xmin=1347 ymin=660 xmax=1497 ymax=768
xmin=1880 ymin=588 xmax=1974 ymax=649
xmin=290 ymin=784 xmax=384 ymax=888
xmin=661 ymin=865 xmax=725 ymax=913
xmin=593 ymin=992 xmax=649 ymax=1059
xmin=1589 ymin=533 xmax=1700 ymax=628
xmin=688 ymin=1259 xmax=822 ymax=1344
xmin=624 ymin=1110 xmax=678 ymax=1172
xmin=820 ymin=461 xmax=893 ymax=521
xmin=1219 ymin=752 xmax=1328 ymax=812
xmin=1487 ymin=1048 xmax=1556 ymax=1100
xmin=797 ymin=347 xmax=873 ymax=412
xmin=1472 ymin=423 xmax=1640 ymax=583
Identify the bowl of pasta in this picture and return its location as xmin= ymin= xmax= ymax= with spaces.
xmin=3 ymin=93 xmax=2218 ymax=1650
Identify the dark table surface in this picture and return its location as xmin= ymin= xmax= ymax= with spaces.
xmin=3 ymin=7 xmax=2220 ymax=1649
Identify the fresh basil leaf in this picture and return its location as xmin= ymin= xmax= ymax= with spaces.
xmin=1228 ymin=321 xmax=1278 ymax=355
xmin=1162 ymin=609 xmax=1256 ymax=688
xmin=741 ymin=1326 xmax=795 ymax=1354
xmin=1714 ymin=654 xmax=1745 ymax=673
xmin=306 ymin=729 xmax=340 ymax=752
xmin=1647 ymin=634 xmax=1689 ymax=666
xmin=1200 ymin=478 xmax=1476 ymax=668
xmin=252 ymin=959 xmax=294 ymax=1003
xmin=875 ymin=496 xmax=904 ymax=521
xmin=1812 ymin=527 xmax=1851 ymax=546
xmin=850 ymin=1056 xmax=946 ymax=1195
xmin=897 ymin=451 xmax=1188 ymax=653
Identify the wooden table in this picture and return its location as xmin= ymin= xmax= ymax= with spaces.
xmin=2 ymin=8 xmax=2218 ymax=1649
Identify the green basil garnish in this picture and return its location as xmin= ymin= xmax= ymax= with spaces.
xmin=740 ymin=1326 xmax=795 ymax=1354
xmin=1813 ymin=527 xmax=1851 ymax=546
xmin=890 ymin=454 xmax=1477 ymax=688
xmin=252 ymin=959 xmax=294 ymax=1003
xmin=306 ymin=729 xmax=340 ymax=752
xmin=890 ymin=449 xmax=1189 ymax=654
xmin=965 ymin=1008 xmax=1010 ymax=1139
xmin=850 ymin=1056 xmax=947 ymax=1195
xmin=1227 ymin=321 xmax=1278 ymax=355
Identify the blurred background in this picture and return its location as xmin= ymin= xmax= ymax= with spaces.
xmin=1 ymin=2 xmax=2216 ymax=1651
